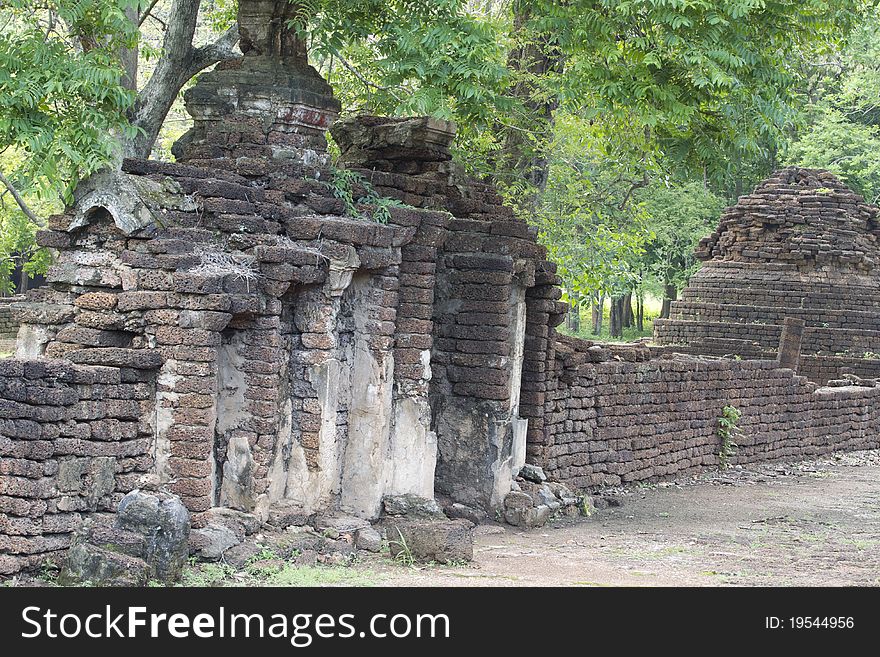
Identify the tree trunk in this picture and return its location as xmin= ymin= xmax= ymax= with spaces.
xmin=120 ymin=6 xmax=139 ymax=91
xmin=622 ymin=292 xmax=633 ymax=328
xmin=124 ymin=0 xmax=240 ymax=159
xmin=609 ymin=295 xmax=624 ymax=338
xmin=660 ymin=284 xmax=677 ymax=319
xmin=637 ymin=292 xmax=644 ymax=332
xmin=566 ymin=291 xmax=580 ymax=334
xmin=495 ymin=2 xmax=564 ymax=203
xmin=592 ymin=293 xmax=604 ymax=335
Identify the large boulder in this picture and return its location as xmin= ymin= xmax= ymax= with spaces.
xmin=60 ymin=490 xmax=190 ymax=586
xmin=116 ymin=490 xmax=190 ymax=581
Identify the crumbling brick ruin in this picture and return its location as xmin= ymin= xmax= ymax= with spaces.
xmin=0 ymin=296 xmax=22 ymax=349
xmin=654 ymin=167 xmax=880 ymax=384
xmin=3 ymin=4 xmax=880 ymax=579
xmin=0 ymin=1 xmax=562 ymax=575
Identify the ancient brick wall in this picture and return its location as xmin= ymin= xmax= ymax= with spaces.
xmin=0 ymin=296 xmax=23 ymax=339
xmin=20 ymin=159 xmax=454 ymax=519
xmin=536 ymin=337 xmax=880 ymax=489
xmin=0 ymin=359 xmax=155 ymax=575
xmin=331 ymin=116 xmax=566 ymax=509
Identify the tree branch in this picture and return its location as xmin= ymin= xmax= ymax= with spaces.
xmin=138 ymin=0 xmax=162 ymax=27
xmin=125 ymin=0 xmax=240 ymax=158
xmin=189 ymin=24 xmax=240 ymax=76
xmin=329 ymin=47 xmax=401 ymax=101
xmin=617 ymin=172 xmax=650 ymax=210
xmin=0 ymin=171 xmax=44 ymax=226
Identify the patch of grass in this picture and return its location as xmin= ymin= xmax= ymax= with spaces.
xmin=560 ymin=319 xmax=655 ymax=344
xmin=39 ymin=558 xmax=60 ymax=583
xmin=262 ymin=565 xmax=378 ymax=587
xmin=607 ymin=545 xmax=694 ymax=561
xmin=557 ymin=295 xmax=663 ymax=343
xmin=388 ymin=529 xmax=415 ymax=567
xmin=844 ymin=538 xmax=877 ymax=551
xmin=178 ymin=557 xmax=380 ymax=588
xmin=0 ymin=351 xmax=12 ymax=359
xmin=180 ymin=563 xmax=237 ymax=587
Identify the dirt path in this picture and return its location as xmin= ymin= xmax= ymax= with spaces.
xmin=368 ymin=451 xmax=880 ymax=586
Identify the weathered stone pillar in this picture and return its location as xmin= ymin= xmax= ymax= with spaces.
xmin=777 ymin=317 xmax=805 ymax=372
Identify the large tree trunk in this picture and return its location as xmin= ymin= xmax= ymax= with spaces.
xmin=622 ymin=291 xmax=634 ymax=328
xmin=123 ymin=0 xmax=240 ymax=159
xmin=495 ymin=2 xmax=563 ymax=202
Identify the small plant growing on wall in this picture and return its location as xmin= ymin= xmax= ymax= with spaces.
xmin=717 ymin=405 xmax=742 ymax=469
xmin=326 ymin=167 xmax=410 ymax=224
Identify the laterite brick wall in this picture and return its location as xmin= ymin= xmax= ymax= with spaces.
xmin=0 ymin=359 xmax=155 ymax=574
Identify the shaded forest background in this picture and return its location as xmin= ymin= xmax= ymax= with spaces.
xmin=2 ymin=0 xmax=879 ymax=339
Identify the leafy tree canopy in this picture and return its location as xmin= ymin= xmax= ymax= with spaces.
xmin=0 ymin=1 xmax=141 ymax=203
xmin=786 ymin=7 xmax=880 ymax=203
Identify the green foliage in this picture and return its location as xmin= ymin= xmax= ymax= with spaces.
xmin=297 ymin=0 xmax=511 ymax=126
xmin=180 ymin=562 xmax=236 ymax=586
xmin=0 ymin=150 xmax=58 ymax=293
xmin=562 ymin=312 xmax=656 ymax=343
xmin=532 ymin=112 xmax=654 ymax=302
xmin=326 ymin=167 xmax=410 ymax=224
xmin=0 ymin=207 xmax=53 ymax=294
xmin=39 ymin=557 xmax=59 ymax=583
xmin=788 ymin=108 xmax=880 ymax=202
xmin=785 ymin=8 xmax=880 ymax=203
xmin=202 ymin=0 xmax=238 ymax=32
xmin=717 ymin=405 xmax=742 ymax=469
xmin=504 ymin=0 xmax=863 ymax=186
xmin=636 ymin=180 xmax=725 ymax=291
xmin=0 ymin=1 xmax=141 ymax=203
xmin=388 ymin=528 xmax=415 ymax=567
xmin=2 ymin=0 xmax=875 ymax=313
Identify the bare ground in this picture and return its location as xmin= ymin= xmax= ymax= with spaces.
xmin=366 ymin=450 xmax=880 ymax=587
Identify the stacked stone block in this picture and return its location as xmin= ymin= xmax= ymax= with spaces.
xmin=539 ymin=337 xmax=880 ymax=489
xmin=0 ymin=296 xmax=22 ymax=340
xmin=0 ymin=359 xmax=155 ymax=575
